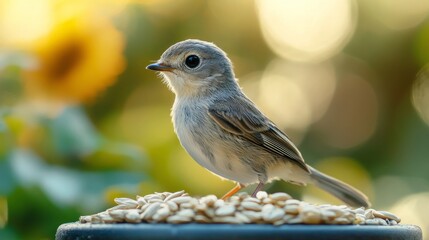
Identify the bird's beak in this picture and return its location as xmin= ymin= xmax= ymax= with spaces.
xmin=146 ymin=62 xmax=174 ymax=72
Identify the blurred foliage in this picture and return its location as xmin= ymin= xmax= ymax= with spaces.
xmin=0 ymin=0 xmax=429 ymax=239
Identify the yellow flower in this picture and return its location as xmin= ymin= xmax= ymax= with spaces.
xmin=24 ymin=14 xmax=125 ymax=103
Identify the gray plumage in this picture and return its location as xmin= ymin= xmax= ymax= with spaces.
xmin=147 ymin=39 xmax=370 ymax=208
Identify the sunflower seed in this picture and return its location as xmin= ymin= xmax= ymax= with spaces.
xmin=235 ymin=212 xmax=251 ymax=223
xmin=263 ymin=207 xmax=285 ymax=222
xmin=177 ymin=209 xmax=195 ymax=218
xmin=140 ymin=202 xmax=161 ymax=220
xmin=170 ymin=196 xmax=193 ymax=204
xmin=108 ymin=209 xmax=126 ymax=220
xmin=165 ymin=201 xmax=179 ymax=212
xmin=215 ymin=205 xmax=235 ymax=216
xmin=373 ymin=210 xmax=401 ymax=223
xmin=125 ymin=209 xmax=141 ymax=223
xmin=270 ymin=192 xmax=291 ymax=201
xmin=164 ymin=190 xmax=185 ymax=202
xmin=200 ymin=195 xmax=217 ymax=206
xmin=78 ymin=191 xmax=403 ymax=226
xmin=152 ymin=207 xmax=171 ymax=222
xmin=284 ymin=204 xmax=300 ymax=215
xmin=256 ymin=191 xmax=268 ymax=199
xmin=195 ymin=214 xmax=211 ymax=223
xmin=241 ymin=211 xmax=262 ymax=221
xmin=241 ymin=201 xmax=262 ymax=211
xmin=214 ymin=199 xmax=225 ymax=208
xmin=114 ymin=198 xmax=138 ymax=208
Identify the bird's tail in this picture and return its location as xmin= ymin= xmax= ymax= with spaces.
xmin=309 ymin=167 xmax=370 ymax=208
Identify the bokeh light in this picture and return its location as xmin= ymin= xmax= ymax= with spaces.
xmin=314 ymin=69 xmax=378 ymax=149
xmin=256 ymin=0 xmax=357 ymax=62
xmin=0 ymin=0 xmax=53 ymax=48
xmin=363 ymin=0 xmax=429 ymax=31
xmin=252 ymin=59 xmax=336 ymax=142
xmin=389 ymin=193 xmax=429 ymax=238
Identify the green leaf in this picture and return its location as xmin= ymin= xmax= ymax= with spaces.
xmin=50 ymin=107 xmax=100 ymax=156
xmin=9 ymin=149 xmax=147 ymax=209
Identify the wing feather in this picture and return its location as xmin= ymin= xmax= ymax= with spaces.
xmin=208 ymin=97 xmax=309 ymax=172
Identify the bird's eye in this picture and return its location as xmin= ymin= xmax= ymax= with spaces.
xmin=185 ymin=55 xmax=200 ymax=69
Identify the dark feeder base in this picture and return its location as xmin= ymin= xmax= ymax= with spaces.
xmin=56 ymin=223 xmax=422 ymax=240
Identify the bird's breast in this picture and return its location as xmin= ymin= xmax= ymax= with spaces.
xmin=171 ymin=99 xmax=257 ymax=184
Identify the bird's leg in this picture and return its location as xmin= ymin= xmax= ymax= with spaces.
xmin=221 ymin=183 xmax=244 ymax=200
xmin=251 ymin=182 xmax=265 ymax=197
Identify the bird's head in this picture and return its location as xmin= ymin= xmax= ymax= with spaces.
xmin=147 ymin=39 xmax=236 ymax=97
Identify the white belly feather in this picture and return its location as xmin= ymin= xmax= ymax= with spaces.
xmin=173 ymin=99 xmax=258 ymax=184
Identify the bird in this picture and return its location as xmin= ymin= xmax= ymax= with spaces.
xmin=146 ymin=39 xmax=370 ymax=208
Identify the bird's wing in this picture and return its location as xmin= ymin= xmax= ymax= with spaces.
xmin=208 ymin=97 xmax=309 ymax=172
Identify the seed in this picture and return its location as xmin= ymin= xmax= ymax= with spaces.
xmin=78 ymin=191 xmax=402 ymax=226
xmin=263 ymin=207 xmax=285 ymax=222
xmin=215 ymin=205 xmax=236 ymax=216
xmin=203 ymin=208 xmax=216 ymax=218
xmin=164 ymin=190 xmax=185 ymax=202
xmin=214 ymin=199 xmax=225 ymax=208
xmin=242 ymin=197 xmax=260 ymax=204
xmin=375 ymin=218 xmax=388 ymax=226
xmin=152 ymin=207 xmax=171 ymax=222
xmin=170 ymin=196 xmax=193 ymax=204
xmin=137 ymin=196 xmax=147 ymax=207
xmin=320 ymin=209 xmax=336 ymax=220
xmin=256 ymin=191 xmax=268 ymax=199
xmin=108 ymin=204 xmax=134 ymax=210
xmin=108 ymin=209 xmax=126 ymax=220
xmin=365 ymin=209 xmax=374 ymax=219
xmin=270 ymin=192 xmax=291 ymax=201
xmin=373 ymin=210 xmax=401 ymax=223
xmin=365 ymin=219 xmax=380 ymax=225
xmin=283 ymin=214 xmax=294 ymax=223
xmin=166 ymin=201 xmax=179 ymax=212
xmin=180 ymin=202 xmax=194 ymax=209
xmin=125 ymin=209 xmax=141 ymax=223
xmin=390 ymin=220 xmax=398 ymax=225
xmin=200 ymin=195 xmax=217 ymax=206
xmin=354 ymin=207 xmax=365 ymax=215
xmin=90 ymin=215 xmax=103 ymax=224
xmin=285 ymin=199 xmax=301 ymax=205
xmin=195 ymin=215 xmax=211 ymax=223
xmin=79 ymin=215 xmax=91 ymax=223
xmin=148 ymin=199 xmax=163 ymax=204
xmin=177 ymin=209 xmax=195 ymax=218
xmin=284 ymin=205 xmax=300 ymax=215
xmin=140 ymin=202 xmax=161 ymax=220
xmin=235 ymin=212 xmax=251 ymax=223
xmin=241 ymin=211 xmax=262 ymax=221
xmin=237 ymin=192 xmax=250 ymax=199
xmin=354 ymin=215 xmax=366 ymax=224
xmin=275 ymin=200 xmax=286 ymax=207
xmin=241 ymin=201 xmax=262 ymax=211
xmin=114 ymin=198 xmax=139 ymax=208
xmin=301 ymin=207 xmax=322 ymax=224
xmin=229 ymin=196 xmax=241 ymax=203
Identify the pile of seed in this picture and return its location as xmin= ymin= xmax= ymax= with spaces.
xmin=79 ymin=191 xmax=400 ymax=226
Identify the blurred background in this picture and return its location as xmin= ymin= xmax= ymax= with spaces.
xmin=0 ymin=0 xmax=429 ymax=239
